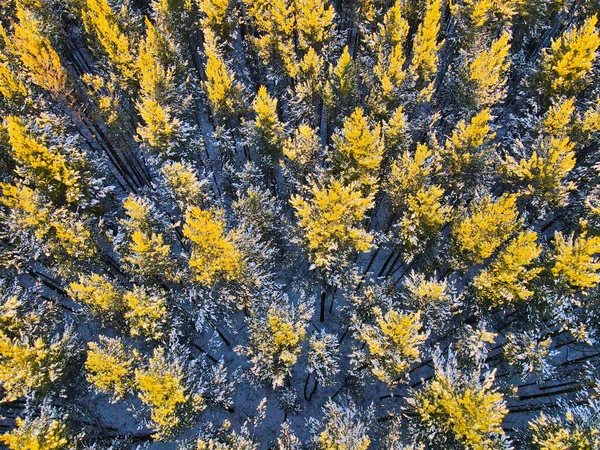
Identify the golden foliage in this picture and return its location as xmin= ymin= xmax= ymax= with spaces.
xmin=410 ymin=0 xmax=443 ymax=96
xmin=183 ymin=207 xmax=245 ymax=285
xmin=388 ymin=143 xmax=433 ymax=211
xmin=541 ymin=14 xmax=600 ymax=97
xmin=6 ymin=6 xmax=67 ymax=94
xmin=283 ymin=124 xmax=320 ymax=166
xmin=0 ymin=412 xmax=70 ymax=450
xmin=473 ymin=230 xmax=542 ymax=306
xmin=452 ymin=193 xmax=521 ymax=266
xmin=86 ymin=336 xmax=135 ymax=400
xmin=68 ymin=273 xmax=125 ymax=315
xmin=552 ymin=230 xmax=600 ymax=289
xmin=468 ymin=32 xmax=511 ymax=108
xmin=358 ymin=308 xmax=427 ymax=386
xmin=290 ymin=180 xmax=374 ymax=269
xmin=124 ymin=286 xmax=168 ymax=341
xmin=135 ymin=347 xmax=204 ymax=439
xmin=81 ymin=0 xmax=137 ymax=81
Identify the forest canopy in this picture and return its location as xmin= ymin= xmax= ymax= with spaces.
xmin=0 ymin=0 xmax=600 ymax=448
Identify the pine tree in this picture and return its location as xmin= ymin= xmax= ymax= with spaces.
xmin=249 ymin=86 xmax=284 ymax=156
xmin=290 ymin=180 xmax=374 ymax=270
xmin=5 ymin=116 xmax=81 ymax=204
xmin=237 ymin=297 xmax=312 ymax=387
xmin=355 ymin=308 xmax=427 ymax=386
xmin=396 ymin=184 xmax=452 ymax=258
xmin=124 ymin=286 xmax=169 ymax=341
xmin=407 ymin=350 xmax=508 ymax=449
xmin=307 ymin=330 xmax=340 ymax=387
xmin=0 ymin=59 xmax=28 ymax=106
xmin=68 ymin=273 xmax=125 ymax=317
xmin=119 ymin=195 xmax=173 ymax=279
xmin=452 ymin=193 xmax=521 ymax=267
xmin=136 ymin=17 xmax=186 ymax=158
xmin=540 ymin=14 xmax=600 ymax=98
xmin=295 ymin=0 xmax=335 ymax=52
xmin=85 ymin=335 xmax=136 ymax=401
xmin=313 ymin=399 xmax=372 ymax=450
xmin=387 ymin=143 xmax=434 ymax=212
xmin=282 ymin=124 xmax=321 ymax=168
xmin=472 ymin=230 xmax=542 ymax=307
xmin=135 ymin=346 xmax=206 ymax=439
xmin=332 ymin=107 xmax=385 ymax=192
xmin=440 ymin=108 xmax=495 ymax=189
xmin=0 ymin=326 xmax=76 ymax=402
xmin=161 ymin=160 xmax=208 ymax=210
xmin=410 ymin=0 xmax=444 ymax=99
xmin=503 ymin=136 xmax=576 ymax=209
xmin=551 ymin=229 xmax=600 ymax=289
xmin=203 ymin=30 xmax=243 ymax=120
xmin=529 ymin=403 xmax=600 ymax=449
xmin=197 ymin=0 xmax=232 ymax=33
xmin=466 ymin=31 xmax=511 ymax=109
xmin=0 ymin=407 xmax=71 ymax=450
xmin=81 ymin=0 xmax=137 ymax=82
xmin=183 ymin=206 xmax=245 ymax=285
xmin=368 ymin=0 xmax=409 ymax=116
xmin=324 ymin=46 xmax=360 ymax=124
xmin=2 ymin=6 xmax=68 ymax=95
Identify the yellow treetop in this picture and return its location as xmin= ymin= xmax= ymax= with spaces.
xmin=411 ymin=363 xmax=508 ymax=449
xmin=290 ymin=180 xmax=374 ymax=269
xmin=137 ymin=17 xmax=176 ymax=102
xmin=371 ymin=1 xmax=409 ymax=112
xmin=6 ymin=116 xmax=82 ymax=203
xmin=333 ymin=107 xmax=385 ymax=191
xmin=124 ymin=286 xmax=168 ymax=341
xmin=295 ymin=0 xmax=335 ymax=51
xmin=203 ymin=30 xmax=240 ymax=119
xmin=137 ymin=96 xmax=183 ymax=155
xmin=452 ymin=193 xmax=521 ymax=266
xmin=161 ymin=161 xmax=205 ymax=208
xmin=0 ymin=329 xmax=72 ymax=402
xmin=552 ymin=230 xmax=600 ymax=289
xmin=473 ymin=230 xmax=542 ymax=307
xmin=81 ymin=0 xmax=137 ymax=81
xmin=197 ymin=0 xmax=231 ymax=31
xmin=542 ymin=96 xmax=575 ymax=137
xmin=388 ymin=143 xmax=433 ymax=211
xmin=503 ymin=136 xmax=576 ymax=207
xmin=541 ymin=14 xmax=600 ymax=97
xmin=358 ymin=308 xmax=428 ymax=386
xmin=0 ymin=183 xmax=51 ymax=240
xmin=0 ymin=413 xmax=70 ymax=450
xmin=468 ymin=32 xmax=511 ymax=108
xmin=68 ymin=273 xmax=125 ymax=316
xmin=124 ymin=229 xmax=172 ymax=279
xmin=442 ymin=108 xmax=494 ymax=180
xmin=0 ymin=61 xmax=28 ymax=103
xmin=135 ymin=347 xmax=205 ymax=439
xmin=5 ymin=6 xmax=67 ymax=95
xmin=398 ymin=184 xmax=452 ymax=255
xmin=122 ymin=195 xmax=154 ymax=232
xmin=283 ymin=124 xmax=320 ymax=166
xmin=86 ymin=336 xmax=136 ymax=401
xmin=183 ymin=207 xmax=245 ymax=285
xmin=410 ymin=0 xmax=443 ymax=95
xmin=252 ymin=85 xmax=284 ymax=154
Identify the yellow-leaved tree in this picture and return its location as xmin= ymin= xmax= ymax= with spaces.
xmin=408 ymin=351 xmax=508 ymax=449
xmin=387 ymin=143 xmax=435 ymax=212
xmin=466 ymin=31 xmax=511 ymax=109
xmin=332 ymin=107 xmax=385 ymax=192
xmin=452 ymin=193 xmax=521 ymax=267
xmin=355 ymin=308 xmax=428 ymax=386
xmin=182 ymin=207 xmax=245 ymax=285
xmin=295 ymin=0 xmax=336 ymax=52
xmin=68 ymin=273 xmax=125 ymax=317
xmin=0 ymin=408 xmax=71 ymax=450
xmin=134 ymin=346 xmax=205 ymax=439
xmin=81 ymin=0 xmax=137 ymax=82
xmin=290 ymin=179 xmax=374 ymax=270
xmin=2 ymin=6 xmax=68 ymax=96
xmin=86 ymin=335 xmax=136 ymax=401
xmin=540 ymin=14 xmax=600 ymax=98
xmin=250 ymin=86 xmax=284 ymax=156
xmin=552 ymin=229 xmax=600 ymax=290
xmin=410 ymin=0 xmax=444 ymax=99
xmin=473 ymin=230 xmax=542 ymax=307
xmin=203 ymin=30 xmax=243 ymax=120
